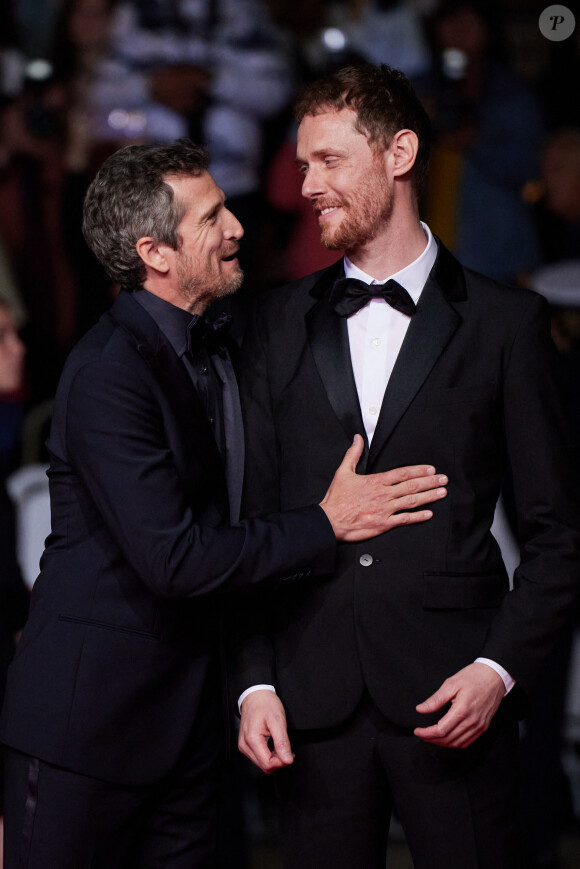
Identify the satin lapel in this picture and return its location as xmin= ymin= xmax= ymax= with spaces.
xmin=367 ymin=244 xmax=466 ymax=468
xmin=110 ymin=293 xmax=225 ymax=472
xmin=306 ymin=263 xmax=369 ymax=469
xmin=213 ymin=352 xmax=244 ymax=523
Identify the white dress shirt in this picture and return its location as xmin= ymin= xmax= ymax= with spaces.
xmin=345 ymin=222 xmax=436 ymax=443
xmin=239 ymin=223 xmax=513 ymax=711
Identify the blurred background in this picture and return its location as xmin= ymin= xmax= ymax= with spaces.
xmin=1 ymin=1 xmax=580 ymax=867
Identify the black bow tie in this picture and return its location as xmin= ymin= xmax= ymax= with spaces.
xmin=330 ymin=277 xmax=417 ymax=318
xmin=187 ymin=312 xmax=232 ymax=359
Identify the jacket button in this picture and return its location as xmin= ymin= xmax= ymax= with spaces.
xmin=359 ymin=553 xmax=373 ymax=567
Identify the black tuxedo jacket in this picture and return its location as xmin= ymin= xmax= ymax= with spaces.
xmin=0 ymin=291 xmax=335 ymax=785
xmin=231 ymin=243 xmax=580 ymax=731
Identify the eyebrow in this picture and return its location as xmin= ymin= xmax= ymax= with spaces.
xmin=199 ymin=196 xmax=225 ymax=223
xmin=294 ymin=148 xmax=348 ymax=166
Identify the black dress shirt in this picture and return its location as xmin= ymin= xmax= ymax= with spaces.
xmin=134 ymin=288 xmax=244 ymax=522
xmin=134 ymin=288 xmax=226 ymax=457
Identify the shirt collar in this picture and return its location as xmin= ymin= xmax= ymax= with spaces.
xmin=133 ymin=288 xmax=195 ymax=358
xmin=343 ymin=222 xmax=437 ymax=305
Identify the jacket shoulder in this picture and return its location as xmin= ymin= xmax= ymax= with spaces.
xmin=61 ymin=298 xmax=157 ymax=381
xmin=462 ymin=267 xmax=547 ymax=317
xmin=250 ymin=264 xmax=337 ymax=324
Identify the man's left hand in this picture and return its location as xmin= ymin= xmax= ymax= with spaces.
xmin=414 ymin=662 xmax=505 ymax=749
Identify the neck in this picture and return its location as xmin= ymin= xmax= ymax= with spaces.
xmin=346 ymin=208 xmax=427 ymax=281
xmin=142 ymin=277 xmax=209 ymax=316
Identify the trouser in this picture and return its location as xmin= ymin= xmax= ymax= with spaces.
xmin=277 ymin=691 xmax=521 ymax=869
xmin=3 ymin=704 xmax=222 ymax=869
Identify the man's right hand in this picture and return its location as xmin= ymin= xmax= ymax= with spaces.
xmin=319 ymin=434 xmax=447 ymax=542
xmin=239 ymin=690 xmax=294 ymax=774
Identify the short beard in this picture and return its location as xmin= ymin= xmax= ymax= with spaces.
xmin=209 ymin=267 xmax=244 ymax=299
xmin=177 ymin=258 xmax=244 ymax=307
xmin=321 ymin=161 xmax=394 ymax=251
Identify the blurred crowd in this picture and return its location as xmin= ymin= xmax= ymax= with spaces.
xmin=0 ymin=0 xmax=579 ymax=405
xmin=1 ymin=1 xmax=580 ymax=867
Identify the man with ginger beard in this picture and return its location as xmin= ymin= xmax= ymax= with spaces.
xmin=232 ymin=64 xmax=580 ymax=868
xmin=0 ymin=139 xmax=448 ymax=868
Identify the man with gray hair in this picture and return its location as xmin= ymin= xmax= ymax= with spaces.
xmin=0 ymin=139 xmax=446 ymax=867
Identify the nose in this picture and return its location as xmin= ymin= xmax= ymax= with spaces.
xmin=224 ymin=208 xmax=244 ymax=240
xmin=301 ymin=166 xmax=324 ymax=200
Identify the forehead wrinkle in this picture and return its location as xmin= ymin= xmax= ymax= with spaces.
xmin=167 ymin=174 xmax=225 ymax=224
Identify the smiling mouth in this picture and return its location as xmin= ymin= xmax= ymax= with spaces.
xmin=317 ymin=205 xmax=341 ymax=220
xmin=221 ymin=250 xmax=239 ymax=262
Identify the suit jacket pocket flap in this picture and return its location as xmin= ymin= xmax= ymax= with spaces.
xmin=422 ymin=572 xmax=507 ymax=610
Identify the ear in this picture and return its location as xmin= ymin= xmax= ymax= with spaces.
xmin=388 ymin=129 xmax=419 ymax=179
xmin=135 ymin=237 xmax=171 ymax=275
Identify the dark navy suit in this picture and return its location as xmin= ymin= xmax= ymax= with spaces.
xmin=1 ymin=290 xmax=335 ymax=866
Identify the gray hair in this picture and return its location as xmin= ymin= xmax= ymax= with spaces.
xmin=82 ymin=140 xmax=210 ymax=289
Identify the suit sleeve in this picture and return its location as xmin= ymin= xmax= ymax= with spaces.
xmin=64 ymin=355 xmax=336 ymax=601
xmin=228 ymin=300 xmax=293 ymax=695
xmin=480 ymin=293 xmax=580 ymax=693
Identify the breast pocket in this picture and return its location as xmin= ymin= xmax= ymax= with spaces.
xmin=421 ymin=383 xmax=502 ymax=464
xmin=424 ymin=384 xmax=497 ymax=407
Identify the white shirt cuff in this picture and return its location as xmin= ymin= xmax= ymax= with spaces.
xmin=238 ymin=684 xmax=276 ymax=714
xmin=475 ymin=658 xmax=515 ymax=695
